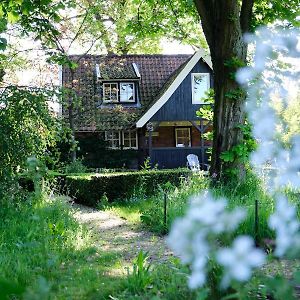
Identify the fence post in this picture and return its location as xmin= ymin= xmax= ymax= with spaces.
xmin=255 ymin=199 xmax=259 ymax=246
xmin=163 ymin=192 xmax=167 ymax=234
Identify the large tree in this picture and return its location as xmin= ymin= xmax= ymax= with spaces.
xmin=137 ymin=0 xmax=298 ymax=177
xmin=193 ymin=0 xmax=299 ymax=178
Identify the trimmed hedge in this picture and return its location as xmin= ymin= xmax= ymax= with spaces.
xmin=63 ymin=169 xmax=191 ymax=206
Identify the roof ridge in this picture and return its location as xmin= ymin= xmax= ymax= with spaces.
xmin=68 ymin=53 xmax=193 ymax=58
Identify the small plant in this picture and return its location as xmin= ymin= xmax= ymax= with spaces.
xmin=64 ymin=158 xmax=88 ymax=174
xmin=26 ymin=156 xmax=47 ymax=198
xmin=96 ymin=193 xmax=109 ymax=210
xmin=126 ymin=250 xmax=152 ymax=293
xmin=140 ymin=157 xmax=151 ymax=171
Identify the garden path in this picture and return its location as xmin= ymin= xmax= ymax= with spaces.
xmin=73 ymin=204 xmax=172 ymax=275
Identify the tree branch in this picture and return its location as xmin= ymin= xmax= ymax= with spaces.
xmin=240 ymin=0 xmax=254 ymax=33
xmin=193 ymin=0 xmax=214 ymax=48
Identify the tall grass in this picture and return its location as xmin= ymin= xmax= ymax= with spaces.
xmin=0 ymin=193 xmax=87 ymax=298
xmin=0 ymin=190 xmax=197 ymax=299
xmin=139 ymin=172 xmax=289 ymax=244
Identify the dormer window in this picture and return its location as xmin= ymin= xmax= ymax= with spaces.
xmin=103 ymin=83 xmax=118 ymax=103
xmin=103 ymin=82 xmax=135 ymax=103
xmin=120 ymin=83 xmax=135 ymax=102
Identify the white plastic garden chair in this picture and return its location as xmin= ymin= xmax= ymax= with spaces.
xmin=187 ymin=154 xmax=210 ymax=173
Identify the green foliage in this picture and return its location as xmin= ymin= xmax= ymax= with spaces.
xmin=0 ymin=0 xmax=75 ymax=52
xmin=140 ymin=172 xmax=276 ymax=245
xmin=96 ymin=192 xmax=109 ymax=210
xmin=225 ymin=88 xmax=244 ymax=101
xmin=77 ymin=0 xmax=163 ymax=54
xmin=76 ymin=134 xmax=139 ymax=169
xmin=196 ymin=88 xmax=215 ymax=121
xmin=126 ymin=250 xmax=151 ymax=294
xmin=123 ymin=0 xmax=207 ymax=50
xmin=275 ymin=92 xmax=300 ymax=144
xmin=140 ymin=157 xmax=152 ymax=171
xmin=0 ymin=194 xmax=87 ymax=298
xmin=0 ymin=87 xmax=58 ymax=181
xmin=220 ymin=122 xmax=257 ymax=166
xmin=64 ymin=158 xmax=88 ymax=174
xmin=63 ymin=169 xmax=191 ymax=206
xmin=141 ymin=175 xmax=209 ymax=233
xmin=252 ymin=0 xmax=300 ymax=29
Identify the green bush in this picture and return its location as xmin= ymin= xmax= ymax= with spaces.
xmin=64 ymin=169 xmax=191 ymax=206
xmin=64 ymin=159 xmax=88 ymax=174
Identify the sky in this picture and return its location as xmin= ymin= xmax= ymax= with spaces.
xmin=13 ymin=38 xmax=196 ymax=86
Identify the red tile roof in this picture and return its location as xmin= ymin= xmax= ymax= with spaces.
xmin=62 ymin=54 xmax=192 ymax=130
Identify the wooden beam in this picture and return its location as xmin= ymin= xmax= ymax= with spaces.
xmin=152 ymin=121 xmax=161 ymax=131
xmin=190 ymin=120 xmax=202 ymax=133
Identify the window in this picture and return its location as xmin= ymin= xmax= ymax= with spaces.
xmin=191 ymin=73 xmax=210 ymax=104
xmin=103 ymin=83 xmax=118 ymax=103
xmin=105 ymin=130 xmax=138 ymax=149
xmin=175 ymin=128 xmax=191 ymax=147
xmin=123 ymin=130 xmax=138 ymax=149
xmin=103 ymin=82 xmax=135 ymax=103
xmin=120 ymin=83 xmax=135 ymax=102
xmin=105 ymin=131 xmax=120 ymax=149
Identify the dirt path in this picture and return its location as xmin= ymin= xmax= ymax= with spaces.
xmin=73 ymin=204 xmax=172 ymax=272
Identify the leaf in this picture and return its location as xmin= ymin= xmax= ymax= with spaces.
xmin=220 ymin=151 xmax=235 ymax=162
xmin=0 ymin=37 xmax=7 ymax=50
xmin=0 ymin=279 xmax=25 ymax=298
xmin=7 ymin=11 xmax=20 ymax=23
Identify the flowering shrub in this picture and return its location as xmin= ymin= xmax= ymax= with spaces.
xmin=167 ymin=27 xmax=300 ymax=298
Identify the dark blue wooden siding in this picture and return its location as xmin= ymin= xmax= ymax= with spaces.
xmin=151 ymin=147 xmax=210 ymax=169
xmin=150 ymin=60 xmax=213 ymax=122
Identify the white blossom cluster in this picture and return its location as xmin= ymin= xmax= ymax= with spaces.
xmin=269 ymin=194 xmax=300 ymax=257
xmin=167 ymin=27 xmax=300 ymax=291
xmin=167 ymin=191 xmax=265 ymax=289
xmin=237 ymin=27 xmax=300 ymax=257
xmin=236 ymin=27 xmax=300 ymax=191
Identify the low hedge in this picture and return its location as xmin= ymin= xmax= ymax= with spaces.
xmin=63 ymin=169 xmax=191 ymax=206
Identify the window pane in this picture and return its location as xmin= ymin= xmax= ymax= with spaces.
xmin=112 ymin=131 xmax=119 ymax=139
xmin=123 ymin=131 xmax=130 ymax=140
xmin=111 ymin=84 xmax=118 ymax=102
xmin=176 ymin=128 xmax=190 ymax=147
xmin=131 ymin=136 xmax=137 ymax=148
xmin=120 ymin=83 xmax=134 ymax=102
xmin=124 ymin=139 xmax=130 ymax=148
xmin=192 ymin=74 xmax=209 ymax=104
xmin=103 ymin=83 xmax=118 ymax=102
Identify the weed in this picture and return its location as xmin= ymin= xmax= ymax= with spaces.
xmin=126 ymin=250 xmax=152 ymax=294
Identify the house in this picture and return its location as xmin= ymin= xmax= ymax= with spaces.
xmin=61 ymin=49 xmax=213 ymax=169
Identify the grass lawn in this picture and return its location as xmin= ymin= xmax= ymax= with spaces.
xmin=0 ymin=194 xmax=195 ymax=299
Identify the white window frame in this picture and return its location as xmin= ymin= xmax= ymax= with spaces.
xmin=103 ymin=83 xmax=119 ymax=103
xmin=105 ymin=131 xmax=121 ymax=149
xmin=120 ymin=82 xmax=135 ymax=103
xmin=122 ymin=130 xmax=138 ymax=149
xmin=175 ymin=128 xmax=191 ymax=148
xmin=191 ymin=73 xmax=210 ymax=104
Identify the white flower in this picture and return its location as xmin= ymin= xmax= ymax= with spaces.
xmin=167 ymin=192 xmax=247 ymax=289
xmin=216 ymin=236 xmax=265 ymax=288
xmin=187 ymin=191 xmax=246 ymax=234
xmin=188 ymin=270 xmax=206 ymax=289
xmin=269 ymin=195 xmax=300 ymax=257
xmin=167 ymin=217 xmax=195 ymax=264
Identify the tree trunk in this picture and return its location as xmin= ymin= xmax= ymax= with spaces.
xmin=194 ymin=0 xmax=252 ymax=179
xmin=68 ymin=69 xmax=77 ymax=162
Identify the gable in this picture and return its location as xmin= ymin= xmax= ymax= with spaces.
xmin=136 ymin=50 xmax=212 ymax=127
xmin=150 ymin=62 xmax=212 ymax=122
